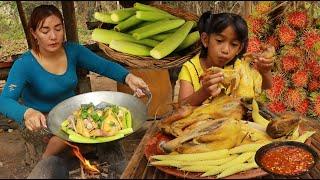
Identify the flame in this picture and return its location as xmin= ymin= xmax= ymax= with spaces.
xmin=63 ymin=141 xmax=100 ymax=174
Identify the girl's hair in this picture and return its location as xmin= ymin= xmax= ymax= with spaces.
xmin=198 ymin=12 xmax=248 ymax=65
xmin=28 ymin=5 xmax=64 ymax=54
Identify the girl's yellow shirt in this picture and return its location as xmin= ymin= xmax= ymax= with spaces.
xmin=178 ymin=53 xmax=204 ymax=91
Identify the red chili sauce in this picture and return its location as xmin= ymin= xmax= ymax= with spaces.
xmin=260 ymin=145 xmax=314 ymax=176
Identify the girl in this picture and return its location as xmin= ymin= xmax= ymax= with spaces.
xmin=178 ymin=12 xmax=273 ymax=106
xmin=0 ymin=5 xmax=149 ymax=159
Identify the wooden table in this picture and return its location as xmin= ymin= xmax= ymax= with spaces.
xmin=121 ymin=119 xmax=320 ymax=179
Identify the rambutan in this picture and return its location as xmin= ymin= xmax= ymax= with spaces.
xmin=301 ymin=29 xmax=320 ymax=50
xmin=308 ymin=77 xmax=320 ymax=91
xmin=276 ymin=24 xmax=297 ymax=45
xmin=295 ymin=99 xmax=309 ymax=115
xmin=266 ymin=35 xmax=280 ymax=50
xmin=312 ymin=41 xmax=320 ymax=57
xmin=281 ymin=55 xmax=300 ymax=72
xmin=305 ymin=59 xmax=320 ymax=78
xmin=291 ymin=70 xmax=309 ymax=87
xmin=309 ymin=92 xmax=320 ymax=117
xmin=280 ymin=45 xmax=305 ymax=59
xmin=265 ymin=73 xmax=287 ymax=101
xmin=284 ymin=88 xmax=307 ymax=109
xmin=246 ymin=15 xmax=268 ymax=35
xmin=247 ymin=36 xmax=262 ymax=53
xmin=267 ymin=101 xmax=287 ymax=114
xmin=286 ymin=11 xmax=308 ymax=29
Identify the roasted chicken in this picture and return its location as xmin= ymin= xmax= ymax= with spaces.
xmin=158 ymin=95 xmax=245 ymax=137
xmin=266 ymin=112 xmax=301 ymax=139
xmin=199 ymin=67 xmax=240 ymax=95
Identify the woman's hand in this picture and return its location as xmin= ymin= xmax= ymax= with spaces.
xmin=254 ymin=56 xmax=274 ymax=74
xmin=125 ymin=73 xmax=150 ymax=97
xmin=200 ymin=71 xmax=224 ymax=97
xmin=24 ymin=108 xmax=47 ymax=131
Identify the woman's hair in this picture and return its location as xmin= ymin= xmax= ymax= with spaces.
xmin=28 ymin=5 xmax=64 ymax=54
xmin=198 ymin=12 xmax=248 ymax=65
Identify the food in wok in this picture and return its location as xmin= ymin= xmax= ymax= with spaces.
xmin=60 ymin=102 xmax=133 ymax=143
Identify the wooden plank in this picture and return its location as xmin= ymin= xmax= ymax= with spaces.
xmin=302 ymin=119 xmax=320 ymax=131
xmin=133 ymin=156 xmax=148 ymax=179
xmin=313 ymin=166 xmax=320 ymax=178
xmin=299 ymin=173 xmax=313 ymax=179
xmin=141 ymin=165 xmax=156 ymax=179
xmin=309 ymin=168 xmax=320 ymax=179
xmin=164 ymin=172 xmax=176 ymax=179
xmin=120 ymin=121 xmax=157 ymax=179
xmin=311 ymin=139 xmax=320 ymax=155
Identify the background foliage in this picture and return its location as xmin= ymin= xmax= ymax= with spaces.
xmin=0 ymin=1 xmax=319 ymax=57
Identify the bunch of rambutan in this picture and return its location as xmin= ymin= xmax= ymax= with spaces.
xmin=246 ymin=1 xmax=320 ymax=119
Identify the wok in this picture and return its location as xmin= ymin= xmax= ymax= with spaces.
xmin=47 ymin=90 xmax=152 ymax=143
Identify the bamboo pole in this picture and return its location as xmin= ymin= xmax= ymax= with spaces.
xmin=15 ymin=1 xmax=32 ymax=49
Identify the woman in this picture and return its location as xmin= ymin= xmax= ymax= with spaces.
xmin=0 ymin=5 xmax=149 ymax=159
xmin=178 ymin=12 xmax=273 ymax=106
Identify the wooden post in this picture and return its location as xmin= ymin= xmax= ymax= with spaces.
xmin=61 ymin=1 xmax=79 ymax=42
xmin=61 ymin=1 xmax=91 ymax=94
xmin=243 ymin=1 xmax=252 ymax=18
xmin=16 ymin=1 xmax=32 ymax=49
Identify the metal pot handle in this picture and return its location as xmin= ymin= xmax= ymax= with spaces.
xmin=133 ymin=88 xmax=152 ymax=108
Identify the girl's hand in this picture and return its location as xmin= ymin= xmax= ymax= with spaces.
xmin=125 ymin=73 xmax=150 ymax=97
xmin=200 ymin=71 xmax=224 ymax=97
xmin=254 ymin=56 xmax=274 ymax=74
xmin=24 ymin=108 xmax=47 ymax=131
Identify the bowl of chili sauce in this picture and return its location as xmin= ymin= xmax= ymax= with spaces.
xmin=255 ymin=141 xmax=318 ymax=177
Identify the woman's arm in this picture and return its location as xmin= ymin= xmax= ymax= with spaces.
xmin=0 ymin=60 xmax=29 ymax=124
xmin=74 ymin=43 xmax=129 ymax=84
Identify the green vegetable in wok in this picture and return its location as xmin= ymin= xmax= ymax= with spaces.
xmin=60 ymin=103 xmax=133 ymax=143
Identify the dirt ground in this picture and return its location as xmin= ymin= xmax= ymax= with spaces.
xmin=0 ymin=74 xmax=118 ymax=179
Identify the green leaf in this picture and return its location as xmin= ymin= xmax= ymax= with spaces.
xmin=91 ymin=112 xmax=100 ymax=122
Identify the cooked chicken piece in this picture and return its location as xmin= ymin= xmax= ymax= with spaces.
xmin=200 ymin=67 xmax=241 ymax=95
xmin=266 ymin=112 xmax=301 ymax=139
xmin=75 ymin=118 xmax=91 ymax=137
xmin=101 ymin=109 xmax=121 ymax=136
xmin=175 ymin=119 xmax=241 ymax=153
xmin=158 ymin=105 xmax=195 ymax=135
xmin=234 ymin=57 xmax=256 ymax=99
xmin=176 ymin=135 xmax=239 ymax=154
xmin=89 ymin=129 xmax=104 ymax=137
xmin=195 ymin=119 xmax=241 ymax=143
xmin=208 ymin=95 xmax=244 ymax=120
xmin=170 ymin=113 xmax=213 ymax=137
xmin=158 ymin=95 xmax=244 ymax=137
xmin=159 ymin=118 xmax=228 ymax=153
